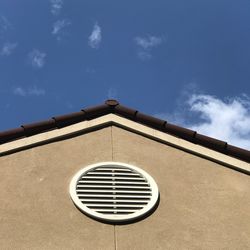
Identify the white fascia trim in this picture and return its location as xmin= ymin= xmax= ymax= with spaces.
xmin=0 ymin=114 xmax=249 ymax=174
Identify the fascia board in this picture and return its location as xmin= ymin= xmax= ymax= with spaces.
xmin=0 ymin=114 xmax=249 ymax=174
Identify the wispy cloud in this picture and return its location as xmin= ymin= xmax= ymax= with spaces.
xmin=85 ymin=67 xmax=96 ymax=74
xmin=136 ymin=51 xmax=152 ymax=61
xmin=50 ymin=0 xmax=63 ymax=15
xmin=134 ymin=35 xmax=163 ymax=60
xmin=52 ymin=19 xmax=71 ymax=40
xmin=157 ymin=93 xmax=250 ymax=150
xmin=0 ymin=42 xmax=17 ymax=56
xmin=13 ymin=87 xmax=26 ymax=97
xmin=88 ymin=23 xmax=102 ymax=49
xmin=135 ymin=36 xmax=162 ymax=49
xmin=13 ymin=86 xmax=45 ymax=97
xmin=108 ymin=87 xmax=117 ymax=99
xmin=28 ymin=86 xmax=46 ymax=96
xmin=28 ymin=49 xmax=46 ymax=69
xmin=0 ymin=15 xmax=11 ymax=33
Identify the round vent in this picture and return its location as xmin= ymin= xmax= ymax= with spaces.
xmin=69 ymin=162 xmax=159 ymax=223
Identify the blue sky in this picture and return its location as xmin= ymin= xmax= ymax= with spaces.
xmin=0 ymin=0 xmax=250 ymax=149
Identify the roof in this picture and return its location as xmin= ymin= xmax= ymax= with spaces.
xmin=0 ymin=99 xmax=249 ymax=163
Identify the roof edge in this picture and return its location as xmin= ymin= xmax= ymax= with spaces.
xmin=1 ymin=114 xmax=249 ymax=175
xmin=0 ymin=99 xmax=249 ymax=163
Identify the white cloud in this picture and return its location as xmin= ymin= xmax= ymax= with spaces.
xmin=187 ymin=94 xmax=250 ymax=149
xmin=13 ymin=86 xmax=45 ymax=97
xmin=135 ymin=36 xmax=162 ymax=49
xmin=135 ymin=35 xmax=163 ymax=61
xmin=50 ymin=0 xmax=63 ymax=15
xmin=157 ymin=94 xmax=250 ymax=150
xmin=52 ymin=19 xmax=71 ymax=40
xmin=0 ymin=42 xmax=17 ymax=56
xmin=88 ymin=23 xmax=102 ymax=49
xmin=28 ymin=49 xmax=46 ymax=69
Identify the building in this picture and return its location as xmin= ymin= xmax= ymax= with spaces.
xmin=0 ymin=100 xmax=250 ymax=249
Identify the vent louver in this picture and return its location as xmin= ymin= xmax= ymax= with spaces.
xmin=69 ymin=162 xmax=159 ymax=223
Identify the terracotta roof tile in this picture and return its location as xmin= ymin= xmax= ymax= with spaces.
xmin=226 ymin=145 xmax=250 ymax=162
xmin=135 ymin=112 xmax=166 ymax=129
xmin=22 ymin=119 xmax=56 ymax=136
xmin=0 ymin=99 xmax=250 ymax=163
xmin=114 ymin=105 xmax=137 ymax=120
xmin=194 ymin=133 xmax=227 ymax=153
xmin=53 ymin=111 xmax=86 ymax=128
xmin=0 ymin=127 xmax=25 ymax=144
xmin=164 ymin=123 xmax=196 ymax=142
xmin=83 ymin=103 xmax=111 ymax=119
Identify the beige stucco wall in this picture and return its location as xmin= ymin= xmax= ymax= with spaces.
xmin=0 ymin=125 xmax=250 ymax=249
xmin=0 ymin=127 xmax=114 ymax=250
xmin=112 ymin=126 xmax=250 ymax=250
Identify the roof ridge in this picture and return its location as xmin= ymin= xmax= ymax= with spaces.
xmin=0 ymin=99 xmax=249 ymax=163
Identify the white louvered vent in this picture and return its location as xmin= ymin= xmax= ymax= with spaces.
xmin=69 ymin=162 xmax=159 ymax=223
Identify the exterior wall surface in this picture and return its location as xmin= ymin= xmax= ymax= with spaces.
xmin=0 ymin=127 xmax=114 ymax=250
xmin=0 ymin=125 xmax=250 ymax=249
xmin=112 ymin=126 xmax=250 ymax=250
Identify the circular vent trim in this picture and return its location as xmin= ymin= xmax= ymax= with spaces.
xmin=69 ymin=162 xmax=159 ymax=223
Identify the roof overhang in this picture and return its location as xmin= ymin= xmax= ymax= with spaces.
xmin=1 ymin=113 xmax=249 ymax=175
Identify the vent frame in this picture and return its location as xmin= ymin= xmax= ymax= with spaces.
xmin=69 ymin=162 xmax=159 ymax=223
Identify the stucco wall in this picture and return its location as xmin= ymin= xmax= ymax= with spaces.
xmin=0 ymin=125 xmax=249 ymax=249
xmin=112 ymin=126 xmax=250 ymax=250
xmin=0 ymin=127 xmax=114 ymax=250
